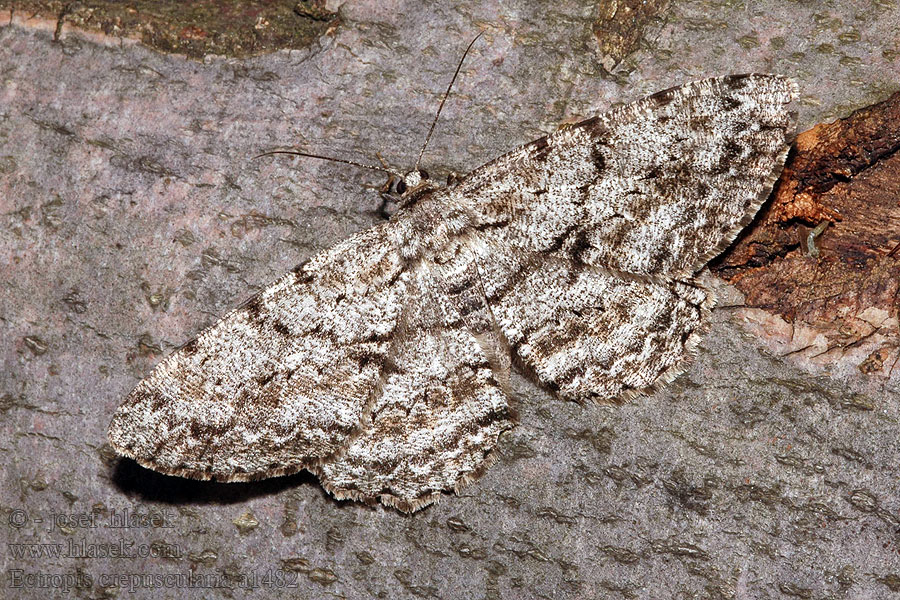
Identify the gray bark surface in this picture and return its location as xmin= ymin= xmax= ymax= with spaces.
xmin=2 ymin=1 xmax=899 ymax=598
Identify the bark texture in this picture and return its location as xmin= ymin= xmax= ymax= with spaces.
xmin=1 ymin=1 xmax=899 ymax=598
xmin=713 ymin=93 xmax=900 ymax=378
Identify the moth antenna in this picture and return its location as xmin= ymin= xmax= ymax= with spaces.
xmin=254 ymin=149 xmax=403 ymax=179
xmin=415 ymin=31 xmax=484 ymax=171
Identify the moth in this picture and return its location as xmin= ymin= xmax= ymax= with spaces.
xmin=108 ymin=45 xmax=797 ymax=512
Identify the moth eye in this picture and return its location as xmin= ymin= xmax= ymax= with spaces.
xmin=419 ymin=169 xmax=429 ymax=180
xmin=396 ymin=180 xmax=408 ymax=194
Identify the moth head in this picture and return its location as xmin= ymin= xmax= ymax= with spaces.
xmin=395 ymin=169 xmax=430 ymax=196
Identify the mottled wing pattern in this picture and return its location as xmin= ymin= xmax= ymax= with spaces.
xmin=318 ymin=243 xmax=515 ymax=512
xmin=457 ymin=74 xmax=797 ymax=277
xmin=472 ymin=239 xmax=710 ymax=402
xmin=453 ymin=74 xmax=795 ymax=400
xmin=108 ymin=223 xmax=409 ymax=481
xmin=109 ymin=73 xmax=797 ymax=512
